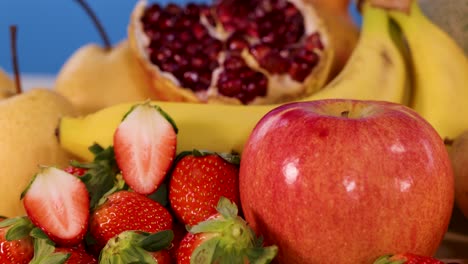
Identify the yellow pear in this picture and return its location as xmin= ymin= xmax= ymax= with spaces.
xmin=54 ymin=40 xmax=156 ymax=115
xmin=0 ymin=88 xmax=77 ymax=217
xmin=54 ymin=0 xmax=156 ymax=115
xmin=0 ymin=25 xmax=77 ymax=217
xmin=0 ymin=68 xmax=16 ymax=99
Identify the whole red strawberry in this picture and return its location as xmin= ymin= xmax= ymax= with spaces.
xmin=176 ymin=197 xmax=277 ymax=264
xmin=89 ymin=190 xmax=173 ymax=251
xmin=169 ymin=150 xmax=240 ymax=226
xmin=55 ymin=246 xmax=98 ymax=264
xmin=373 ymin=253 xmax=445 ymax=264
xmin=0 ymin=217 xmax=34 ymax=264
xmin=63 ymin=165 xmax=88 ymax=177
xmin=99 ymin=230 xmax=173 ymax=263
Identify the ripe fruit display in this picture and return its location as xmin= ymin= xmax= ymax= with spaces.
xmin=448 ymin=130 xmax=468 ymax=220
xmin=54 ymin=0 xmax=158 ymax=115
xmin=0 ymin=26 xmax=77 ymax=218
xmin=58 ymin=0 xmax=409 ymax=162
xmin=239 ymin=99 xmax=454 ymax=264
xmin=0 ymin=68 xmax=15 ymax=99
xmin=128 ymin=0 xmax=351 ymax=105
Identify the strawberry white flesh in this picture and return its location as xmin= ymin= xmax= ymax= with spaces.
xmin=114 ymin=104 xmax=177 ymax=195
xmin=22 ymin=167 xmax=89 ymax=246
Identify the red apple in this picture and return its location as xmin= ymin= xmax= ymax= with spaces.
xmin=239 ymin=99 xmax=454 ymax=264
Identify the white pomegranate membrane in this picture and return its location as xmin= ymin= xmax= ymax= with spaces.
xmin=140 ymin=0 xmax=325 ymax=104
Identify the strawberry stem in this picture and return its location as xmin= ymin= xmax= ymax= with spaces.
xmin=74 ymin=0 xmax=112 ymax=50
xmin=9 ymin=25 xmax=22 ymax=94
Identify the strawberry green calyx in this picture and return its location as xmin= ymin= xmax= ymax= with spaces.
xmin=70 ymin=143 xmax=121 ymax=210
xmin=188 ymin=197 xmax=278 ymax=264
xmin=29 ymin=228 xmax=71 ymax=264
xmin=373 ymin=255 xmax=406 ymax=264
xmin=0 ymin=216 xmax=34 ymax=241
xmin=123 ymin=102 xmax=179 ymax=133
xmin=99 ymin=230 xmax=174 ymax=264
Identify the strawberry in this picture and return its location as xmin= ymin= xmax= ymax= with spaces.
xmin=89 ymin=190 xmax=173 ymax=252
xmin=63 ymin=166 xmax=87 ymax=177
xmin=373 ymin=253 xmax=445 ymax=264
xmin=113 ymin=103 xmax=178 ymax=195
xmin=176 ymin=197 xmax=278 ymax=264
xmin=99 ymin=230 xmax=173 ymax=263
xmin=55 ymin=247 xmax=98 ymax=264
xmin=0 ymin=216 xmax=34 ymax=264
xmin=21 ymin=166 xmax=90 ymax=247
xmin=169 ymin=150 xmax=240 ymax=226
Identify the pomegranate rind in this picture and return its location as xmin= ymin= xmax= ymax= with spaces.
xmin=128 ymin=0 xmax=336 ymax=105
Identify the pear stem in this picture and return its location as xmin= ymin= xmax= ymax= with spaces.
xmin=10 ymin=25 xmax=22 ymax=95
xmin=74 ymin=0 xmax=112 ymax=50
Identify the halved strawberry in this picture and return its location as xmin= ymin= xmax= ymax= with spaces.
xmin=0 ymin=216 xmax=34 ymax=264
xmin=176 ymin=197 xmax=278 ymax=264
xmin=21 ymin=167 xmax=90 ymax=247
xmin=99 ymin=230 xmax=173 ymax=263
xmin=114 ymin=102 xmax=178 ymax=195
xmin=169 ymin=150 xmax=240 ymax=226
xmin=373 ymin=253 xmax=445 ymax=264
xmin=89 ymin=190 xmax=173 ymax=252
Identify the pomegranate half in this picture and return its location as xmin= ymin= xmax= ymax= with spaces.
xmin=128 ymin=0 xmax=350 ymax=105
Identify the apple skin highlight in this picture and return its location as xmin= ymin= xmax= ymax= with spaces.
xmin=239 ymin=99 xmax=454 ymax=264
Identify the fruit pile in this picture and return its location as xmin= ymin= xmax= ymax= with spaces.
xmin=1 ymin=0 xmax=468 ymax=263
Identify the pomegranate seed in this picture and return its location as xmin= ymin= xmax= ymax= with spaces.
xmin=223 ymin=55 xmax=247 ymax=70
xmin=182 ymin=71 xmax=199 ymax=86
xmin=259 ymin=52 xmax=290 ymax=74
xmin=289 ymin=60 xmax=313 ymax=82
xmin=295 ymin=49 xmax=319 ymax=65
xmin=165 ymin=3 xmax=183 ymax=16
xmin=305 ymin=32 xmax=324 ymax=51
xmin=250 ymin=44 xmax=272 ymax=62
xmin=191 ymin=56 xmax=206 ymax=69
xmin=193 ymin=23 xmax=208 ymax=40
xmin=227 ymin=33 xmax=249 ymax=51
xmin=141 ymin=4 xmax=162 ymax=24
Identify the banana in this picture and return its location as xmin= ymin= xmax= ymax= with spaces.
xmin=387 ymin=0 xmax=468 ymax=140
xmin=58 ymin=3 xmax=408 ymax=161
xmin=306 ymin=2 xmax=409 ymax=104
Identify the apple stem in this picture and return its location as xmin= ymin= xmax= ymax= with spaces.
xmin=341 ymin=111 xmax=350 ymax=118
xmin=444 ymin=138 xmax=454 ymax=146
xmin=10 ymin=25 xmax=22 ymax=95
xmin=74 ymin=0 xmax=112 ymax=50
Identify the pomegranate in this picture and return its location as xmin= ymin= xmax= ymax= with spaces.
xmin=128 ymin=0 xmax=355 ymax=105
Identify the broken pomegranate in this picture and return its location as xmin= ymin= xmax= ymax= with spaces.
xmin=129 ymin=0 xmax=340 ymax=105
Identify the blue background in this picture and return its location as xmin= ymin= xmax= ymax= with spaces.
xmin=0 ymin=1 xmax=361 ymax=75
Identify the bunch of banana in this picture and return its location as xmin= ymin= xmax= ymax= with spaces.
xmin=57 ymin=0 xmax=467 ymax=161
xmin=387 ymin=0 xmax=468 ymax=141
